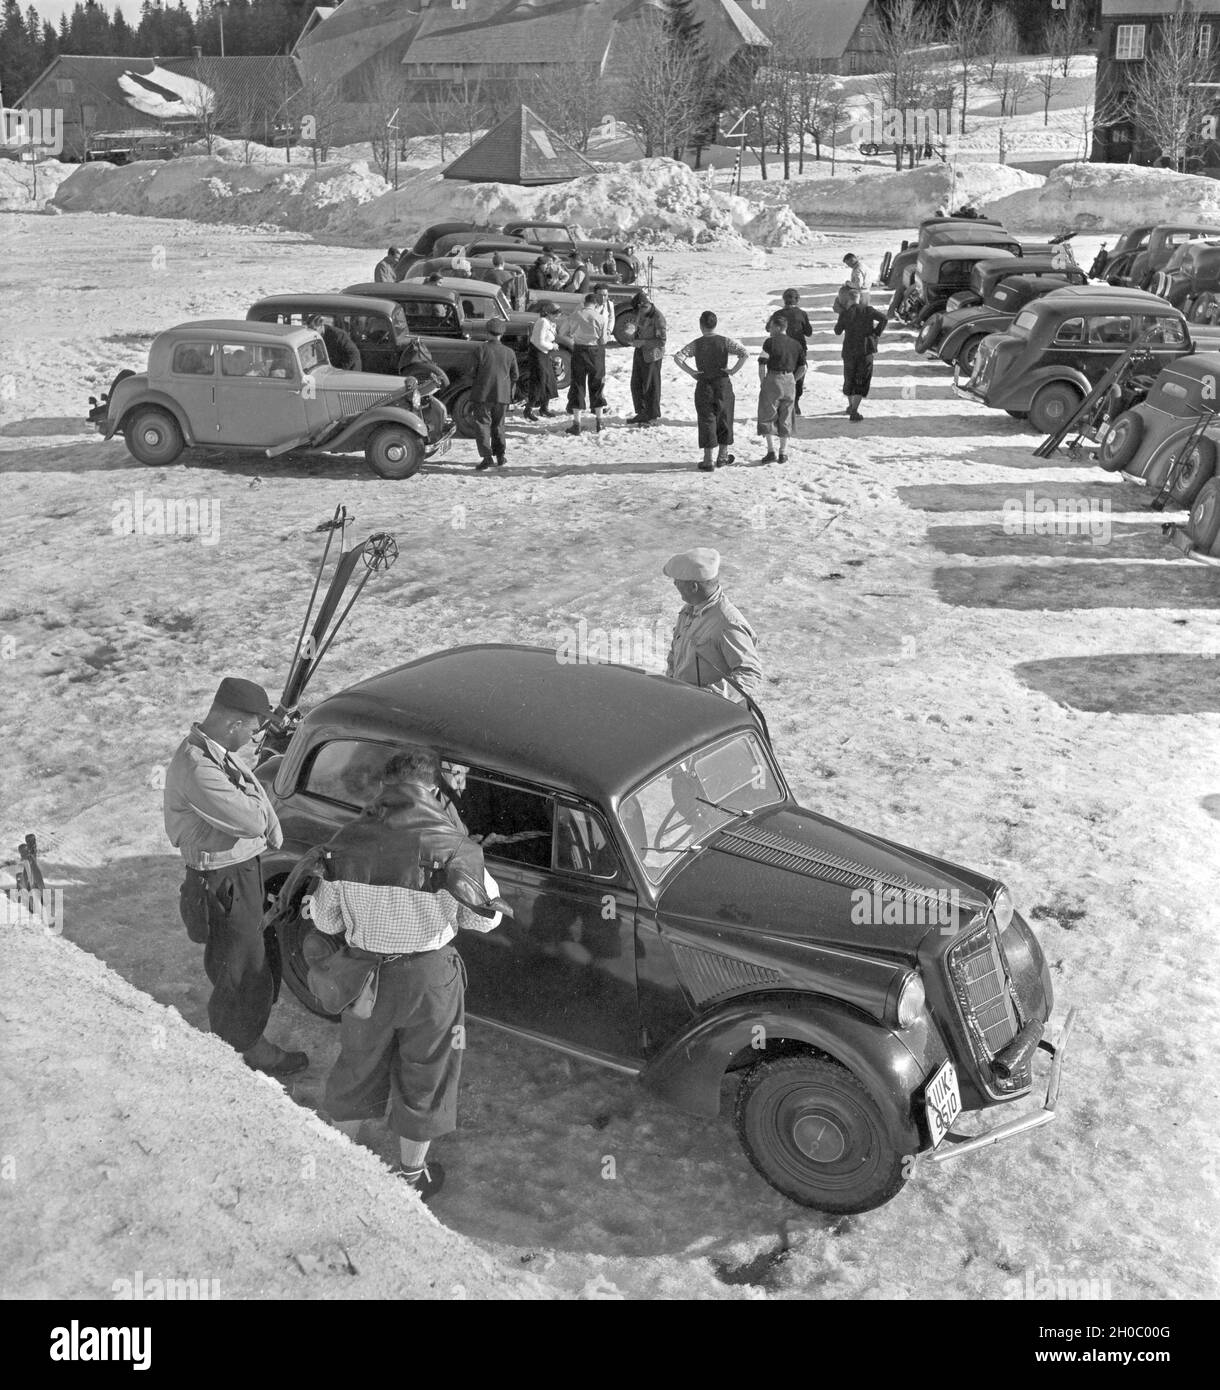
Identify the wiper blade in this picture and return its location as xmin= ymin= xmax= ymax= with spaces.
xmin=695 ymin=796 xmax=751 ymax=818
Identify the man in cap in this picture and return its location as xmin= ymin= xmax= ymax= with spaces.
xmin=673 ymin=310 xmax=749 ymax=471
xmin=774 ymin=289 xmax=813 ymax=415
xmin=164 ymin=677 xmax=307 ymax=1078
xmin=468 ymin=318 xmax=519 ymax=470
xmin=663 ymin=549 xmax=763 ymax=702
xmin=374 ymin=246 xmax=402 ymax=283
xmin=626 ymin=288 xmax=666 ymax=427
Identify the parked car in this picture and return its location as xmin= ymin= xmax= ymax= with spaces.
xmin=1094 ymin=351 xmax=1220 ymax=506
xmin=1168 ymin=477 xmax=1220 ymax=559
xmin=1152 ymin=240 xmax=1220 ymax=319
xmin=84 ymin=130 xmax=183 ymax=164
xmin=86 ymin=320 xmax=452 ymax=479
xmin=1119 ymin=223 xmax=1220 ymax=289
xmin=244 ymin=293 xmax=485 ymax=438
xmin=942 ymin=255 xmax=1087 ymax=314
xmin=405 ymin=255 xmax=530 ymax=309
xmin=958 ymin=287 xmax=1220 ymax=432
xmin=880 ymin=216 xmax=1007 ymax=289
xmin=406 ymin=221 xmax=502 ymax=260
xmin=343 ymin=280 xmax=571 ymax=405
xmin=918 ymin=272 xmax=1086 ymax=374
xmin=256 ymin=644 xmax=1072 ymax=1214
xmin=500 ymin=220 xmax=641 ymax=282
xmin=902 ymin=244 xmax=1019 ymax=324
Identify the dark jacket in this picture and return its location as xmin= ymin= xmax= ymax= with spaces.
xmin=774 ymin=306 xmax=813 ymax=343
xmin=760 ymin=331 xmax=804 ymax=374
xmin=322 ymin=324 xmax=361 ymax=372
xmin=468 ymin=339 xmax=519 ymax=403
xmin=834 ymin=304 xmax=887 ymax=359
xmin=633 ymin=304 xmax=667 ymax=354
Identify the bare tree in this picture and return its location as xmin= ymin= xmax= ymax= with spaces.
xmin=946 ymin=0 xmax=992 ymax=134
xmin=974 ymin=5 xmax=1020 ymax=86
xmin=870 ymin=0 xmax=942 ymax=167
xmin=992 ymin=61 xmax=1031 ymax=117
xmin=450 ymin=77 xmax=489 ymax=152
xmin=293 ymin=61 xmax=345 ymax=166
xmin=1125 ymin=3 xmax=1214 ymax=170
xmin=181 ymin=58 xmax=231 ymax=156
xmin=1046 ymin=1 xmax=1092 ymax=79
xmin=619 ymin=20 xmax=707 ymax=160
xmin=360 ymin=53 xmax=408 ymax=183
xmin=1032 ymin=54 xmax=1063 ymax=126
xmin=416 ymin=87 xmax=462 ymax=162
xmin=516 ymin=52 xmax=610 ymax=153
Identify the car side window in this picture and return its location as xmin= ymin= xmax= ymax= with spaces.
xmin=555 ymin=804 xmax=621 ymax=880
xmin=302 ymin=739 xmax=399 ymax=808
xmin=1140 ymin=315 xmax=1186 ymax=346
xmin=172 ymin=343 xmax=216 ymax=375
xmin=1086 ymin=315 xmax=1132 ymax=345
xmin=1053 ymin=316 xmax=1085 ymax=344
xmin=457 ymin=773 xmax=553 ymax=869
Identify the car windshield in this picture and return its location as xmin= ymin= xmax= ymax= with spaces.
xmin=619 ymin=731 xmax=783 ymax=885
xmin=299 ymin=338 xmax=328 ymax=373
xmin=390 ymin=304 xmax=409 ymax=334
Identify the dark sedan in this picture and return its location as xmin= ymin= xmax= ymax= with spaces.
xmin=256 ymin=645 xmax=1074 ymax=1214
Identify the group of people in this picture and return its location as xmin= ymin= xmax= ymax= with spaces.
xmin=163 ymin=544 xmax=762 ymax=1201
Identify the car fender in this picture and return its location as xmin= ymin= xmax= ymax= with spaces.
xmin=1011 ymin=363 xmax=1093 ymax=406
xmin=326 ymin=405 xmax=427 ymax=453
xmin=113 ymin=386 xmax=194 ymax=443
xmin=939 ymin=313 xmax=1002 ymax=361
xmin=639 ymin=989 xmax=928 ymax=1148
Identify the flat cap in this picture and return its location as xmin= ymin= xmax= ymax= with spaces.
xmin=663 ymin=548 xmax=721 ymax=581
xmin=215 ymin=677 xmax=272 ymax=718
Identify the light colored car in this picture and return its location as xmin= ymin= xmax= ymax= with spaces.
xmin=88 ymin=320 xmax=452 ymax=479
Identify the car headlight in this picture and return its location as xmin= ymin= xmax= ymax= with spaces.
xmin=896 ymin=972 xmax=925 ymax=1028
xmin=991 ymin=885 xmax=1014 ymax=931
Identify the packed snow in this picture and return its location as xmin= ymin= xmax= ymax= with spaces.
xmin=989 ymin=161 xmax=1220 ymax=232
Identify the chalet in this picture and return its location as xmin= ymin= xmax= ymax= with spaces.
xmin=731 ymin=0 xmax=887 ymax=75
xmin=1092 ymin=0 xmax=1220 ymax=168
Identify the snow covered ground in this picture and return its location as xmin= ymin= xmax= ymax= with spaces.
xmin=1 ymin=203 xmax=1217 ymax=1301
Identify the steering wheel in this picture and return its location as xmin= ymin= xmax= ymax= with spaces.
xmin=655 ymin=800 xmax=697 ymax=852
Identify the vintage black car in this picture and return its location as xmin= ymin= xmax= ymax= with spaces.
xmin=902 ymin=244 xmax=1019 ymax=324
xmin=1152 ymin=239 xmax=1220 ymax=319
xmin=879 ymin=216 xmax=1007 ymax=289
xmin=1107 ymin=223 xmax=1220 ymax=289
xmin=1090 ymin=224 xmax=1154 ymax=283
xmin=958 ymin=287 xmax=1220 ymax=432
xmin=918 ymin=272 xmax=1087 ymax=374
xmin=943 ymin=255 xmax=1087 ymax=315
xmin=500 ymin=220 xmax=641 ymax=283
xmin=256 ymin=645 xmax=1073 ymax=1214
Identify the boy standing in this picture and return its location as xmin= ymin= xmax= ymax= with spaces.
xmin=673 ymin=311 xmax=749 ymax=472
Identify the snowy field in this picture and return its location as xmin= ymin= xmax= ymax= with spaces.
xmin=1 ymin=196 xmax=1217 ymax=1300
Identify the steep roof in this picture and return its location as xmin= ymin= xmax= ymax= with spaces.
xmin=443 ymin=104 xmax=599 ymax=184
xmin=732 ymin=0 xmax=873 ymax=59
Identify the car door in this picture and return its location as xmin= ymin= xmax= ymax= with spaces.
xmin=214 ymin=340 xmax=308 ymax=447
xmin=1136 ymin=311 xmax=1190 ymax=366
xmin=166 ymin=340 xmax=221 ymax=440
xmin=453 ymin=769 xmax=644 ymax=1063
xmin=334 ymin=310 xmax=397 ymax=375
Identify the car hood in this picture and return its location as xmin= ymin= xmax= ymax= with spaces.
xmin=319 ymin=368 xmax=407 ymax=394
xmin=656 ymin=804 xmax=996 ymax=959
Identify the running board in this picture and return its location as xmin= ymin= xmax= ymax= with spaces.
xmin=466 ymin=1013 xmax=643 ymax=1077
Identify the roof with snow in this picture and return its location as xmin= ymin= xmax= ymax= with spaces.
xmin=443 ymin=104 xmax=598 ymax=185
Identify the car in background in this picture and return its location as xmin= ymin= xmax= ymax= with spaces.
xmin=1090 ymin=224 xmax=1155 ymax=282
xmin=406 ymin=221 xmax=503 ymax=260
xmin=918 ymin=273 xmax=1086 ymax=375
xmin=500 ymin=220 xmax=641 ymax=283
xmin=879 ymin=216 xmax=1007 ymax=288
xmin=87 ymin=320 xmax=452 ymax=478
xmin=902 ymin=244 xmax=1019 ymax=324
xmin=343 ymin=280 xmax=571 ymax=412
xmin=256 ymin=644 xmax=1072 ymax=1215
xmin=942 ymin=255 xmax=1087 ymax=314
xmin=1094 ymin=351 xmax=1220 ymax=507
xmin=244 ymin=293 xmax=485 ymax=438
xmin=1119 ymin=223 xmax=1220 ymax=289
xmin=84 ymin=130 xmax=184 ymax=164
xmin=1168 ymin=477 xmax=1220 ymax=560
xmin=1152 ymin=240 xmax=1220 ymax=320
xmin=406 ymin=255 xmax=530 ymax=309
xmin=957 ymin=287 xmax=1220 ymax=432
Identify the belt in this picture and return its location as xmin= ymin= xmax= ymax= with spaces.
xmin=347 ymin=942 xmax=450 ymax=963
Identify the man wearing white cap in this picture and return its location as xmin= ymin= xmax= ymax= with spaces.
xmin=662 ymin=549 xmax=763 ymax=702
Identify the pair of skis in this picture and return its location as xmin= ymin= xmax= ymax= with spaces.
xmin=259 ymin=506 xmax=399 ymax=760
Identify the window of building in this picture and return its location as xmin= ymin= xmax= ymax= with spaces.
xmin=1201 ymin=24 xmax=1213 ymax=59
xmin=1115 ymin=24 xmax=1146 ymax=60
xmin=55 ymin=77 xmax=74 ymax=93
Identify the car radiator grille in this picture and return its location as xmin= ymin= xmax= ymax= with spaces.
xmin=668 ymin=942 xmax=782 ymax=1007
xmin=947 ymin=924 xmax=1020 ymax=1061
xmin=336 ymin=390 xmax=399 ymax=417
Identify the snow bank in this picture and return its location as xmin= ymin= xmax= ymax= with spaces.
xmin=0 ymin=921 xmax=556 ymax=1300
xmin=0 ymin=157 xmax=74 ymax=211
xmin=51 ymin=152 xmax=814 ymax=248
xmin=987 ymin=161 xmax=1220 ymax=232
xmin=791 ymin=161 xmax=1043 ymax=226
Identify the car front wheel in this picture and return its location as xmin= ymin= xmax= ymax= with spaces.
xmin=446 ymin=388 xmax=479 ymax=439
xmin=734 ymin=1054 xmax=908 ymax=1213
xmin=1187 ymin=477 xmax=1220 ymax=554
xmin=366 ymin=424 xmax=425 ymax=479
xmin=1029 ymin=381 xmax=1083 ymax=434
xmin=124 ymin=406 xmax=184 ymax=466
xmin=1167 ymin=436 xmax=1217 ymax=507
xmin=1097 ymin=410 xmax=1144 ymax=471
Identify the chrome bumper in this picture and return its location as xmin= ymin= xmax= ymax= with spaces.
xmin=951 ymin=362 xmax=986 ymax=404
xmin=926 ymin=1006 xmax=1078 ymax=1165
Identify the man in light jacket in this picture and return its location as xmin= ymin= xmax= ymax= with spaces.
xmin=164 ymin=677 xmax=308 ymax=1078
xmin=663 ymin=549 xmax=763 ymax=702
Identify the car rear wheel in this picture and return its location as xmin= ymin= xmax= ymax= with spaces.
xmin=366 ymin=424 xmax=425 ymax=479
xmin=1097 ymin=410 xmax=1144 ymax=471
xmin=914 ymin=313 xmax=942 ymax=353
xmin=612 ymin=256 xmax=635 ymax=283
xmin=878 ymin=250 xmax=893 ymax=284
xmin=1167 ymin=435 xmax=1217 ymax=507
xmin=123 ymin=406 xmax=184 ymax=466
xmin=1186 ymin=477 xmax=1220 ymax=554
xmin=955 ymin=336 xmax=983 ymax=375
xmin=1029 ymin=381 xmax=1083 ymax=434
xmin=734 ymin=1054 xmax=908 ymax=1214
xmin=446 ymin=388 xmax=479 ymax=439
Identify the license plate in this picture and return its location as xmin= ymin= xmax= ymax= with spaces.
xmin=925 ymin=1060 xmax=961 ymax=1147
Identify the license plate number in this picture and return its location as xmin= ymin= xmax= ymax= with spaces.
xmin=925 ymin=1060 xmax=961 ymax=1147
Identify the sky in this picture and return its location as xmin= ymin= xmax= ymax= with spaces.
xmin=29 ymin=1 xmax=130 ymax=27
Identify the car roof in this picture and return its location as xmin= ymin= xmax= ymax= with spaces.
xmin=306 ymin=644 xmax=755 ymax=802
xmin=1026 ymin=286 xmax=1175 ymax=312
xmin=428 ymin=276 xmax=502 ymax=296
xmin=1152 ymin=223 xmax=1220 ymax=235
xmin=344 ymin=282 xmax=459 ymax=304
xmin=1154 ymin=351 xmax=1220 ymax=385
xmin=159 ymin=319 xmax=316 ymax=343
xmin=922 ymin=244 xmax=1017 ymax=261
xmin=248 ymin=293 xmax=401 ymax=317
